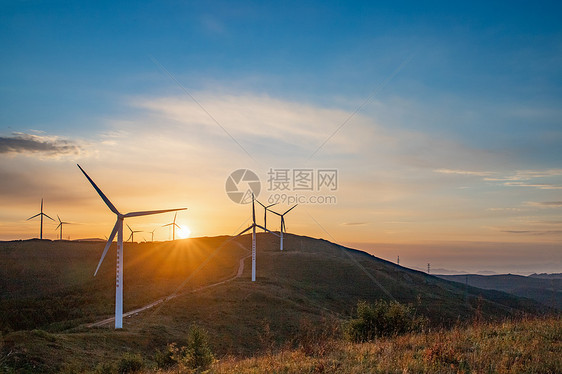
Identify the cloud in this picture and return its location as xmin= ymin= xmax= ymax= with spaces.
xmin=525 ymin=201 xmax=562 ymax=208
xmin=501 ymin=230 xmax=562 ymax=236
xmin=433 ymin=168 xmax=495 ymax=177
xmin=341 ymin=222 xmax=369 ymax=226
xmin=501 ymin=182 xmax=562 ymax=190
xmin=0 ymin=132 xmax=83 ymax=158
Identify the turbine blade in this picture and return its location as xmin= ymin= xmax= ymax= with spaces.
xmin=236 ymin=226 xmax=253 ymax=237
xmin=127 ymin=223 xmax=132 ymax=232
xmin=266 ymin=203 xmax=277 ymax=208
xmin=55 ymin=223 xmax=62 ymax=230
xmin=173 ymin=212 xmax=177 ymax=223
xmin=43 ymin=213 xmax=55 ymax=221
xmin=269 ymin=210 xmax=282 ymax=217
xmin=94 ymin=221 xmax=119 ymax=276
xmin=57 ymin=215 xmax=61 ymax=223
xmin=256 ymin=200 xmax=266 ymax=209
xmin=77 ymin=164 xmax=120 ymax=215
xmin=256 ymin=224 xmax=280 ymax=237
xmin=27 ymin=213 xmax=41 ymax=220
xmin=284 ymin=204 xmax=298 ymax=215
xmin=124 ymin=208 xmax=186 ymax=218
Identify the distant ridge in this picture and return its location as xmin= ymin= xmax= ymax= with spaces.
xmin=437 ymin=273 xmax=561 ymax=310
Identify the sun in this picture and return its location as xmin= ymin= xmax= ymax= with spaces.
xmin=177 ymin=225 xmax=191 ymax=239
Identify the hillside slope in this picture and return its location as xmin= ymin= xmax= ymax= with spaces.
xmin=0 ymin=234 xmax=550 ymax=372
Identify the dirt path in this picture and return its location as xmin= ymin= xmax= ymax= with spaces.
xmin=87 ymin=248 xmax=251 ymax=328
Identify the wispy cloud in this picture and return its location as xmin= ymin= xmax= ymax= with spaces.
xmin=501 ymin=229 xmax=562 ymax=236
xmin=0 ymin=132 xmax=83 ymax=158
xmin=433 ymin=168 xmax=495 ymax=177
xmin=525 ymin=201 xmax=562 ymax=208
xmin=501 ymin=181 xmax=562 ymax=190
xmin=484 ymin=169 xmax=562 ymax=181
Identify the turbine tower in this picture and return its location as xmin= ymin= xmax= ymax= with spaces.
xmin=271 ymin=204 xmax=298 ymax=251
xmin=55 ymin=215 xmax=71 ymax=240
xmin=126 ymin=224 xmax=142 ymax=243
xmin=256 ymin=200 xmax=277 ymax=232
xmin=162 ymin=212 xmax=181 ymax=240
xmin=234 ymin=194 xmax=278 ymax=282
xmin=77 ymin=164 xmax=185 ymax=329
xmin=27 ymin=198 xmax=54 ymax=240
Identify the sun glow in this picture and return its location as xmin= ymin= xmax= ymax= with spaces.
xmin=177 ymin=225 xmax=191 ymax=239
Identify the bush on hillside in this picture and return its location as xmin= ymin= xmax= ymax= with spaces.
xmin=116 ymin=352 xmax=144 ymax=373
xmin=344 ymin=300 xmax=426 ymax=343
xmin=166 ymin=324 xmax=214 ymax=371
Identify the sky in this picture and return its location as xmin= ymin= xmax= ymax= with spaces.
xmin=1 ymin=1 xmax=561 ymax=274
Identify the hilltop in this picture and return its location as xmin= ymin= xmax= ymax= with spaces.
xmin=0 ymin=234 xmax=551 ymax=372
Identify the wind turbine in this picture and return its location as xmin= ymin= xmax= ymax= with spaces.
xmin=27 ymin=198 xmax=54 ymax=239
xmin=126 ymin=224 xmax=142 ymax=243
xmin=77 ymin=164 xmax=185 ymax=329
xmin=271 ymin=204 xmax=298 ymax=251
xmin=256 ymin=200 xmax=277 ymax=232
xmin=55 ymin=215 xmax=71 ymax=240
xmin=150 ymin=228 xmax=157 ymax=242
xmin=235 ymin=194 xmax=278 ymax=282
xmin=162 ymin=212 xmax=181 ymax=240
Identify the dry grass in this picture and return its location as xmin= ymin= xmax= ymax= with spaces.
xmin=208 ymin=316 xmax=561 ymax=374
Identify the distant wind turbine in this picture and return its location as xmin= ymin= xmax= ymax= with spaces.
xmin=271 ymin=205 xmax=298 ymax=251
xmin=162 ymin=212 xmax=181 ymax=240
xmin=77 ymin=164 xmax=186 ymax=329
xmin=150 ymin=228 xmax=157 ymax=242
xmin=27 ymin=198 xmax=54 ymax=240
xmin=235 ymin=194 xmax=279 ymax=282
xmin=55 ymin=215 xmax=71 ymax=241
xmin=256 ymin=200 xmax=277 ymax=232
xmin=126 ymin=224 xmax=142 ymax=243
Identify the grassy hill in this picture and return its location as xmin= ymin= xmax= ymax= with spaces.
xmin=436 ymin=274 xmax=562 ymax=310
xmin=0 ymin=234 xmax=553 ymax=372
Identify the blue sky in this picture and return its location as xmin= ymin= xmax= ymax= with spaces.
xmin=1 ymin=1 xmax=561 ymax=273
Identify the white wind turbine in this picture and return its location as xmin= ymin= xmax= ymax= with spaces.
xmin=77 ymin=164 xmax=185 ymax=329
xmin=27 ymin=198 xmax=54 ymax=240
xmin=55 ymin=215 xmax=71 ymax=240
xmin=256 ymin=200 xmax=277 ymax=232
xmin=162 ymin=212 xmax=181 ymax=240
xmin=234 ymin=194 xmax=278 ymax=282
xmin=150 ymin=228 xmax=157 ymax=242
xmin=126 ymin=224 xmax=142 ymax=243
xmin=271 ymin=204 xmax=298 ymax=251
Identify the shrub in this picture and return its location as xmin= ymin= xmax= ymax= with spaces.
xmin=167 ymin=324 xmax=214 ymax=371
xmin=345 ymin=300 xmax=425 ymax=342
xmin=154 ymin=347 xmax=175 ymax=370
xmin=116 ymin=352 xmax=144 ymax=373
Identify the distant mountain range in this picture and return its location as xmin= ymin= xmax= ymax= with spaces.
xmin=436 ymin=274 xmax=561 ymax=310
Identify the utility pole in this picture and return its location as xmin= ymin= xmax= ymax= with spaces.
xmin=397 ymin=255 xmax=400 ymax=265
xmin=427 ymin=263 xmax=430 ymax=274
